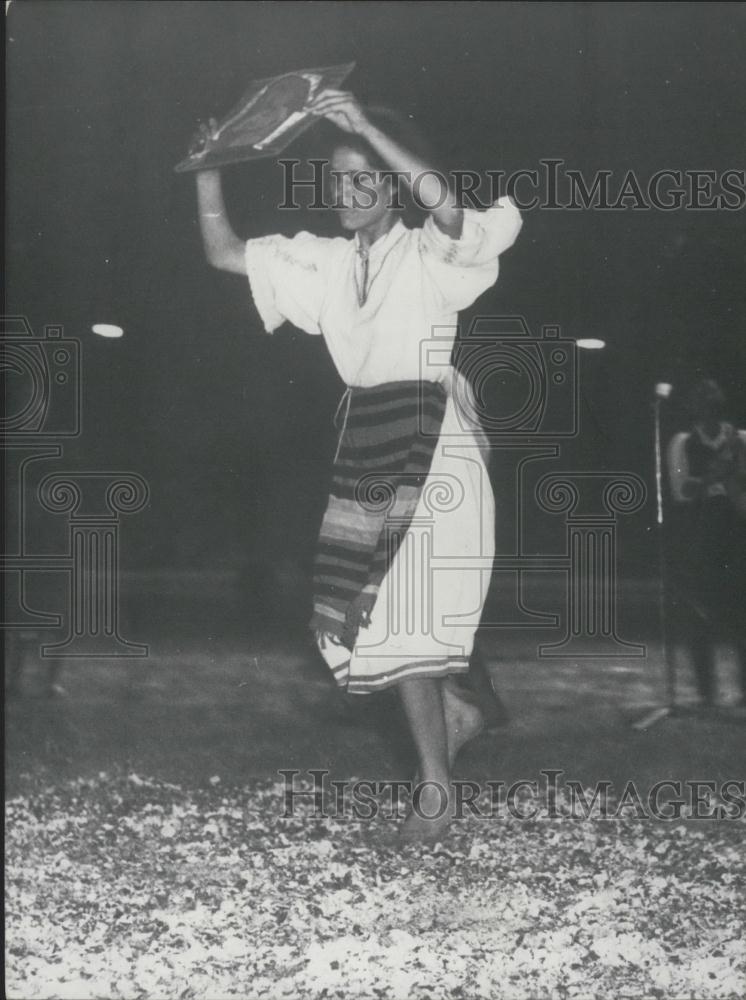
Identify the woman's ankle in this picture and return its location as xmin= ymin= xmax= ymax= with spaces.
xmin=416 ymin=766 xmax=451 ymax=789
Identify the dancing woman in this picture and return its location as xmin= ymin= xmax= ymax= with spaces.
xmin=194 ymin=89 xmax=522 ymax=841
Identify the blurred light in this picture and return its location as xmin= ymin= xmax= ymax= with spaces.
xmin=655 ymin=382 xmax=673 ymax=399
xmin=576 ymin=338 xmax=606 ymax=350
xmin=92 ymin=323 xmax=124 ymax=338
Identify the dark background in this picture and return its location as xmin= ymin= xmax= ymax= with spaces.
xmin=6 ymin=1 xmax=745 ymax=598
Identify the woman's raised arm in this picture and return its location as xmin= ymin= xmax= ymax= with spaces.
xmin=196 ymin=168 xmax=245 ymax=274
xmin=193 ymin=119 xmax=246 ymax=274
xmin=307 ymin=90 xmax=464 ymax=238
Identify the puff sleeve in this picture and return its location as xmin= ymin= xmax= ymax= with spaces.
xmin=418 ymin=197 xmax=523 ymax=313
xmin=244 ymin=231 xmax=337 ymax=335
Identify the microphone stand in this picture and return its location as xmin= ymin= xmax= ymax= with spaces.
xmin=632 ymin=384 xmax=676 ymax=729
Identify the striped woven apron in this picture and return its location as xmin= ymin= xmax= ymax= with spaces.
xmin=311 ymin=380 xmax=447 ymax=671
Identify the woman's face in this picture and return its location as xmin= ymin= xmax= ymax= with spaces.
xmin=330 ymin=146 xmax=394 ymax=232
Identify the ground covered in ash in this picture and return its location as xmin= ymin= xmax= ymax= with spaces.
xmin=6 ymin=771 xmax=745 ymax=999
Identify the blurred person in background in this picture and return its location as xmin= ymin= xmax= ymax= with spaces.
xmin=667 ymin=378 xmax=746 ymax=707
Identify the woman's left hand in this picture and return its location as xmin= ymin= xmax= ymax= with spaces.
xmin=306 ymin=89 xmax=370 ymax=135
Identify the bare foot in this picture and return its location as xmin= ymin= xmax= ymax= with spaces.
xmin=400 ymin=780 xmax=452 ymax=845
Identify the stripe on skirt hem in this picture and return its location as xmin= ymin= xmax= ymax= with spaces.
xmin=345 ymin=662 xmax=470 ymax=694
xmin=333 ymin=657 xmax=470 ymax=693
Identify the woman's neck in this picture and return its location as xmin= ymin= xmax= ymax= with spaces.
xmin=356 ymin=213 xmax=397 ymax=252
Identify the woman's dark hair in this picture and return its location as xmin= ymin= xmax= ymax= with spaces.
xmin=317 ymin=106 xmax=443 ymax=226
xmin=329 ymin=106 xmax=441 ymax=170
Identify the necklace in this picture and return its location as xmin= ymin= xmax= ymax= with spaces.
xmin=354 ymin=223 xmax=405 ymax=308
xmin=355 ymin=246 xmax=370 ymax=307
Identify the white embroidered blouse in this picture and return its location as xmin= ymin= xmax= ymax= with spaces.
xmin=244 ymin=197 xmax=522 ymax=388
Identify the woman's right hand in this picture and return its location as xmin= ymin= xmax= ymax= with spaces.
xmin=188 ymin=117 xmax=219 ymax=157
xmin=306 ymin=90 xmax=370 ymax=136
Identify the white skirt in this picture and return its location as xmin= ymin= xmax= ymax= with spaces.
xmin=318 ymin=373 xmax=495 ymax=694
